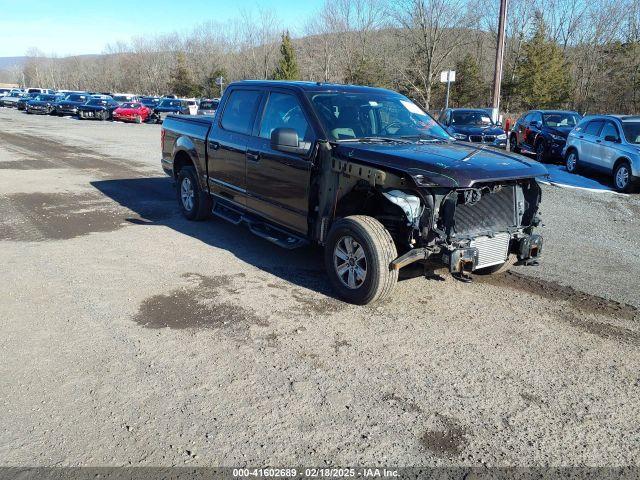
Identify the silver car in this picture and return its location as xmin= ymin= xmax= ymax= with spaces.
xmin=564 ymin=115 xmax=640 ymax=192
xmin=197 ymin=98 xmax=219 ymax=116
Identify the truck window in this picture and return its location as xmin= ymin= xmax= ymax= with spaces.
xmin=220 ymin=90 xmax=262 ymax=135
xmin=259 ymin=92 xmax=310 ymax=144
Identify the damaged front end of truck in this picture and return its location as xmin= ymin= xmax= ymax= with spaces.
xmin=312 ymin=141 xmax=546 ymax=283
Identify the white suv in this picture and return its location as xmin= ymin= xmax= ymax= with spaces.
xmin=564 ymin=115 xmax=640 ymax=192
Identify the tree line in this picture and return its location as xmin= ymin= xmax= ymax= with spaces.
xmin=10 ymin=0 xmax=640 ymax=115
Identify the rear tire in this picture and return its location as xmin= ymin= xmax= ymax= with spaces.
xmin=176 ymin=166 xmax=211 ymax=221
xmin=135 ymin=115 xmax=142 ymax=124
xmin=324 ymin=215 xmax=398 ymax=305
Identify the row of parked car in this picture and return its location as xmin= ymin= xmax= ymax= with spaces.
xmin=0 ymin=88 xmax=220 ymax=124
xmin=437 ymin=107 xmax=640 ymax=193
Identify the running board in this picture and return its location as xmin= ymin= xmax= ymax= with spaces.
xmin=212 ymin=202 xmax=242 ymax=225
xmin=212 ymin=200 xmax=306 ymax=250
xmin=248 ymin=222 xmax=307 ymax=249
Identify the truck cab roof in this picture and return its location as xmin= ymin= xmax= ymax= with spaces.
xmin=230 ymin=80 xmax=401 ymax=96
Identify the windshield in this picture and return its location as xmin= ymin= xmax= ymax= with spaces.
xmin=543 ymin=112 xmax=581 ymax=127
xmin=159 ymin=100 xmax=181 ymax=107
xmin=199 ymin=101 xmax=219 ymax=110
xmin=622 ymin=122 xmax=640 ymax=144
xmin=87 ymin=99 xmax=109 ymax=106
xmin=308 ymin=92 xmax=449 ymax=141
xmin=34 ymin=95 xmax=56 ymax=101
xmin=67 ymin=94 xmax=90 ymax=102
xmin=141 ymin=98 xmax=159 ymax=105
xmin=451 ymin=110 xmax=493 ymax=126
xmin=120 ymin=102 xmax=140 ymax=108
xmin=113 ymin=96 xmax=131 ymax=102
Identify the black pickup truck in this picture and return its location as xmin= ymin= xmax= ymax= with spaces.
xmin=161 ymin=81 xmax=547 ymax=304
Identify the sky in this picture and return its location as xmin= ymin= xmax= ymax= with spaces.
xmin=0 ymin=0 xmax=325 ymax=57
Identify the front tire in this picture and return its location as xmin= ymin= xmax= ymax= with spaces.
xmin=566 ymin=149 xmax=579 ymax=173
xmin=176 ymin=166 xmax=211 ymax=220
xmin=535 ymin=140 xmax=547 ymax=163
xmin=324 ymin=216 xmax=398 ymax=305
xmin=613 ymin=161 xmax=634 ymax=193
xmin=509 ymin=135 xmax=520 ymax=153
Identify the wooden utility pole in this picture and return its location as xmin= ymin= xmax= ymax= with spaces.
xmin=492 ymin=0 xmax=508 ymax=113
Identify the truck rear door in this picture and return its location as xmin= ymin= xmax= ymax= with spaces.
xmin=206 ymin=88 xmax=262 ymax=207
xmin=245 ymin=90 xmax=315 ymax=235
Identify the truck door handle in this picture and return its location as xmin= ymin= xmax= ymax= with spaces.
xmin=578 ymin=135 xmax=584 ymax=139
xmin=596 ymin=139 xmax=601 ymax=143
xmin=246 ymin=151 xmax=260 ymax=162
xmin=209 ymin=141 xmax=219 ymax=150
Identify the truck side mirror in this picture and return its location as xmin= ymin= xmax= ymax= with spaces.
xmin=270 ymin=127 xmax=303 ymax=154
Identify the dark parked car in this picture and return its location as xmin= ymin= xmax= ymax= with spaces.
xmin=161 ymin=81 xmax=547 ymax=304
xmin=438 ymin=108 xmax=507 ymax=148
xmin=16 ymin=93 xmax=40 ymax=110
xmin=509 ymin=110 xmax=582 ymax=163
xmin=77 ymin=97 xmax=120 ymax=120
xmin=25 ymin=94 xmax=62 ymax=115
xmin=140 ymin=96 xmax=161 ymax=110
xmin=55 ymin=93 xmax=92 ymax=116
xmin=152 ymin=98 xmax=191 ymax=123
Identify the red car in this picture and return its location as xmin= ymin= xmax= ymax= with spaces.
xmin=112 ymin=102 xmax=151 ymax=123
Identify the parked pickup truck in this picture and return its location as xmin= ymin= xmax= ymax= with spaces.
xmin=161 ymin=81 xmax=547 ymax=304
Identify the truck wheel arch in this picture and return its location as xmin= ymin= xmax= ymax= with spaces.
xmin=173 ymin=150 xmax=196 ymax=179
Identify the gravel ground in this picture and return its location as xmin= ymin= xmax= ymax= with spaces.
xmin=0 ymin=108 xmax=639 ymax=467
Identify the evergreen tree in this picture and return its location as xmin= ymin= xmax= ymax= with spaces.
xmin=203 ymin=67 xmax=226 ymax=98
xmin=515 ymin=16 xmax=571 ymax=109
xmin=350 ymin=57 xmax=386 ymax=87
xmin=452 ymin=54 xmax=486 ymax=107
xmin=169 ymin=53 xmax=200 ymax=97
xmin=273 ymin=31 xmax=300 ymax=81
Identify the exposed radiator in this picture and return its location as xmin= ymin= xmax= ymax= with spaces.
xmin=454 ymin=186 xmax=516 ymax=236
xmin=470 ymin=232 xmax=511 ymax=269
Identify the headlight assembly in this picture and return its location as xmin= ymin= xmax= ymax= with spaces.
xmin=497 ymin=134 xmax=507 ymax=140
xmin=550 ymin=134 xmax=565 ymax=142
xmin=454 ymin=133 xmax=468 ymax=141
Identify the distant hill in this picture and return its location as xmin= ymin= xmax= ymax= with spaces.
xmin=0 ymin=56 xmax=27 ymax=70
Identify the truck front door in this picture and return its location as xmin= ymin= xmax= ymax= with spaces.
xmin=245 ymin=91 xmax=314 ymax=234
xmin=207 ymin=89 xmax=262 ymax=206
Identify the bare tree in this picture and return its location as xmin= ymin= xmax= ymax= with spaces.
xmin=393 ymin=0 xmax=473 ymax=109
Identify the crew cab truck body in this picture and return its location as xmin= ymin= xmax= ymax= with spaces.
xmin=161 ymin=81 xmax=547 ymax=304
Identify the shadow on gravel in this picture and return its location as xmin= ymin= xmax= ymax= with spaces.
xmin=91 ymin=176 xmax=338 ymax=298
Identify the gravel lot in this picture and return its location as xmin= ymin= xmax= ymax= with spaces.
xmin=0 ymin=108 xmax=639 ymax=467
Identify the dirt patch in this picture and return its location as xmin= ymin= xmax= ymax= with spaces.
xmin=0 ymin=189 xmax=173 ymax=241
xmin=0 ymin=130 xmax=140 ymax=178
xmin=520 ymin=392 xmax=546 ymax=407
xmin=478 ymin=271 xmax=640 ymax=345
xmin=478 ymin=271 xmax=638 ymax=321
xmin=382 ymin=392 xmax=422 ymax=413
xmin=134 ymin=273 xmax=268 ymax=333
xmin=0 ymin=159 xmax=58 ymax=169
xmin=420 ymin=415 xmax=468 ymax=456
xmin=0 ymin=191 xmax=129 ymax=241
